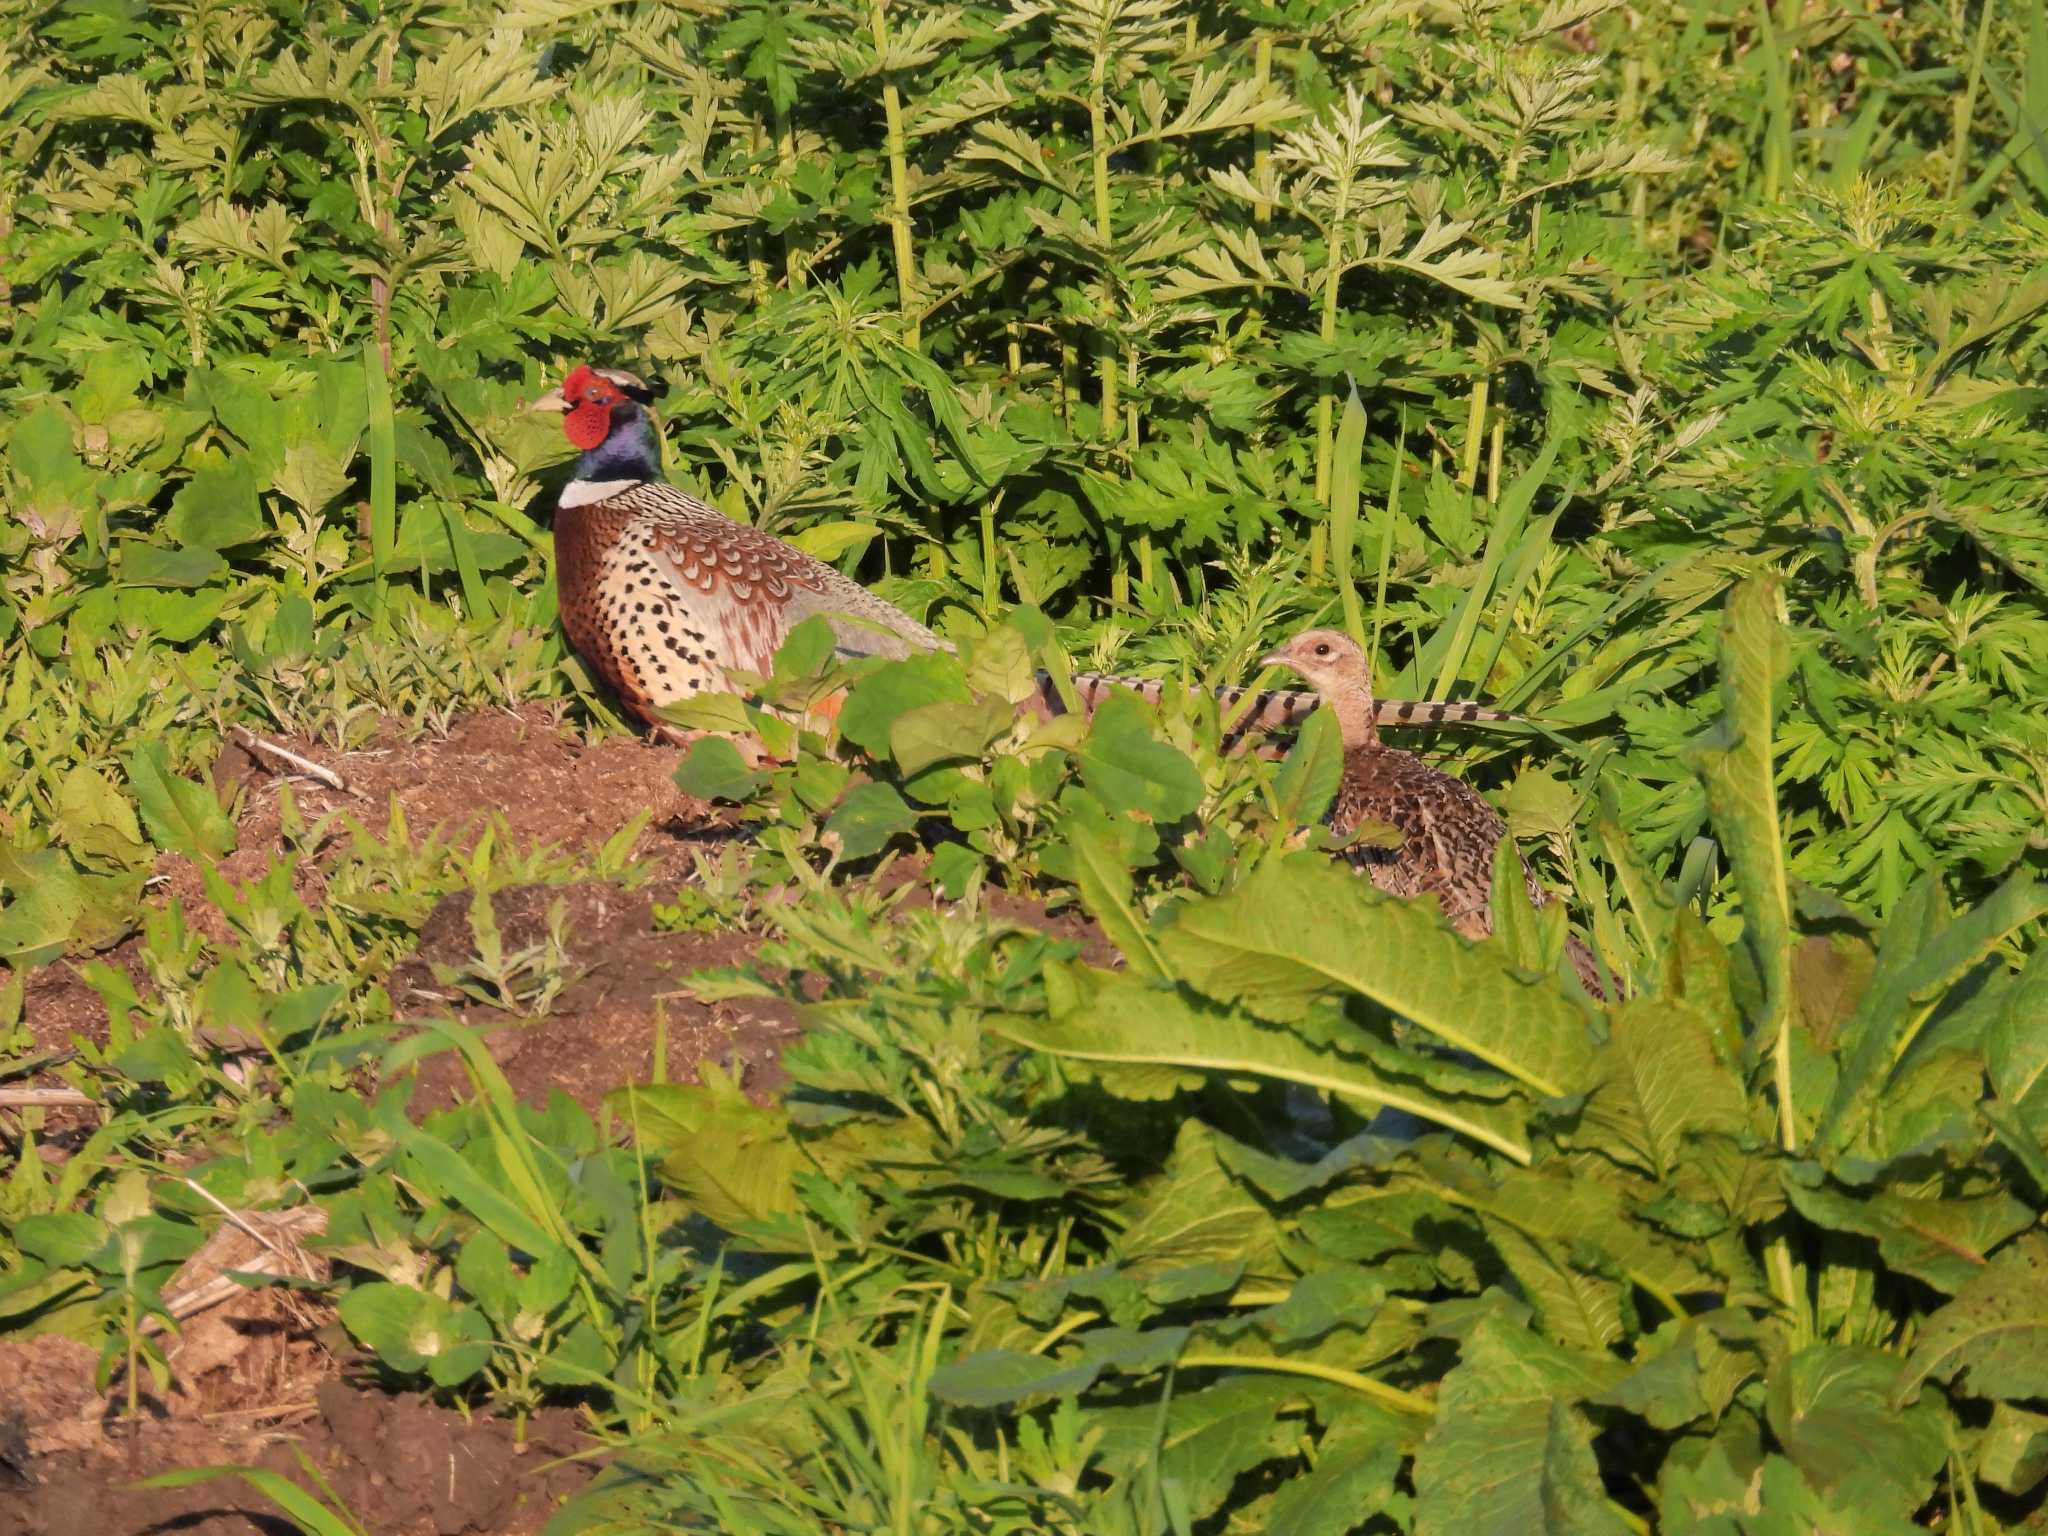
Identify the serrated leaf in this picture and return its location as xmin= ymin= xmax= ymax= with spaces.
xmin=1000 ymin=963 xmax=1534 ymax=1162
xmin=1577 ymin=997 xmax=1748 ymax=1181
xmin=1898 ymin=1232 xmax=2048 ymax=1405
xmin=1157 ymin=856 xmax=1598 ymax=1102
xmin=1686 ymin=577 xmax=1792 ymax=1037
xmin=1411 ymin=1318 xmax=1628 ymax=1536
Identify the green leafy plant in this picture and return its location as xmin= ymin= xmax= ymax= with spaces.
xmin=5 ymin=0 xmax=2047 ymax=1525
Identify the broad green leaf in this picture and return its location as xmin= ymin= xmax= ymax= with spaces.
xmin=1661 ymin=1450 xmax=1923 ymax=1536
xmin=1410 ymin=1318 xmax=1628 ymax=1536
xmin=1115 ymin=1120 xmax=1284 ymax=1287
xmin=129 ymin=586 xmax=233 ymax=643
xmin=1005 ymin=963 xmax=1534 ymax=1162
xmin=14 ymin=1211 xmax=108 ymax=1268
xmin=1157 ymin=856 xmax=1598 ymax=1101
xmin=1076 ymin=694 xmax=1205 ymax=824
xmin=52 ymin=765 xmax=148 ymax=872
xmin=124 ymin=741 xmax=237 ymax=859
xmin=837 ymin=654 xmax=974 ymax=757
xmin=0 ymin=849 xmax=91 ymax=966
xmin=887 ymin=694 xmax=1013 ymax=777
xmin=1268 ymin=1435 xmax=1404 ymax=1536
xmin=1898 ymin=1232 xmax=2048 ymax=1405
xmin=1686 ymin=577 xmax=1792 ymax=1040
xmin=1816 ymin=874 xmax=2048 ymax=1156
xmin=1781 ymin=1162 xmax=2033 ymax=1293
xmin=614 ymin=1082 xmax=807 ymax=1247
xmin=788 ymin=520 xmax=880 ymax=561
xmin=1767 ymin=1344 xmax=1946 ymax=1516
xmin=272 ymin=439 xmax=354 ymax=515
xmin=1984 ymin=951 xmax=2048 ymax=1132
xmin=1065 ymin=818 xmax=1169 ymax=981
xmin=120 ymin=542 xmax=227 ymax=588
xmin=1574 ymin=997 xmax=1748 ymax=1182
xmin=1462 ymin=1162 xmax=1718 ymax=1350
xmin=823 ymin=780 xmax=917 ymax=860
xmin=770 ymin=614 xmax=838 ymax=681
xmin=454 ymin=1229 xmax=520 ymax=1318
xmin=1977 ymin=1402 xmax=2048 ymax=1496
xmin=928 ymin=1347 xmax=1099 ymax=1408
xmin=8 ymin=407 xmax=97 ymax=537
xmin=1099 ymin=1380 xmax=1302 ymax=1523
xmin=1595 ymin=1311 xmax=1766 ymax=1431
xmin=161 ymin=458 xmax=265 ymax=550
xmin=337 ymin=1281 xmax=491 ymax=1383
xmin=673 ymin=738 xmax=766 ymax=803
xmin=1270 ymin=707 xmax=1343 ymax=827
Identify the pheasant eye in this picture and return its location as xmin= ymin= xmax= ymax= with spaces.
xmin=1314 ymin=643 xmax=1331 ymax=656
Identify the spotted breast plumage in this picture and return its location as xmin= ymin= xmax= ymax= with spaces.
xmin=1262 ymin=628 xmax=1608 ymax=998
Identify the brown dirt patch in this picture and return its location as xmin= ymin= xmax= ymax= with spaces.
xmin=0 ymin=1227 xmax=590 ymax=1536
xmin=11 ymin=707 xmax=725 ymax=1059
xmin=182 ymin=704 xmax=728 ymax=945
xmin=0 ymin=1331 xmax=590 ymax=1536
xmin=392 ymin=879 xmax=799 ymax=1115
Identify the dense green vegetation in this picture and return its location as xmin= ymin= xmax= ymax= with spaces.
xmin=4 ymin=0 xmax=2047 ymax=1530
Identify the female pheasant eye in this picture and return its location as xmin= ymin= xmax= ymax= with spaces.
xmin=1314 ymin=642 xmax=1331 ymax=657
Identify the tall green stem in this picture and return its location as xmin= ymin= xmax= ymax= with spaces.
xmin=1089 ymin=54 xmax=1118 ymax=439
xmin=1946 ymin=0 xmax=1996 ymax=203
xmin=1458 ymin=373 xmax=1489 ymax=491
xmin=1313 ymin=203 xmax=1351 ymax=503
xmin=1755 ymin=0 xmax=1791 ymax=204
xmin=871 ymin=0 xmax=920 ymax=347
xmin=776 ymin=100 xmax=803 ymax=290
xmin=363 ymin=344 xmax=397 ymax=614
xmin=1251 ymin=34 xmax=1273 ymax=309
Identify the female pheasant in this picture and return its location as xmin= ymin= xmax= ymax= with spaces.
xmin=533 ymin=363 xmax=1529 ymax=746
xmin=1262 ymin=629 xmax=1608 ymax=998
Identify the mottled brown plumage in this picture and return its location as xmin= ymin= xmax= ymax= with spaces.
xmin=1263 ymin=629 xmax=1607 ymax=997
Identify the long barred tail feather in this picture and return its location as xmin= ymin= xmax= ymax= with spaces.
xmin=1025 ymin=669 xmax=1524 ymax=740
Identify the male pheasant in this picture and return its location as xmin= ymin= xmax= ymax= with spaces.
xmin=533 ymin=364 xmax=1527 ymax=746
xmin=1262 ymin=629 xmax=1609 ymax=998
xmin=534 ymin=365 xmax=942 ymax=735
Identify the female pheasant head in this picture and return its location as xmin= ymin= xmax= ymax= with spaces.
xmin=532 ymin=365 xmax=663 ymax=486
xmin=1260 ymin=628 xmax=1378 ymax=747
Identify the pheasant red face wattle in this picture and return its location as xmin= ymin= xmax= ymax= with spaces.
xmin=558 ymin=365 xmax=617 ymax=451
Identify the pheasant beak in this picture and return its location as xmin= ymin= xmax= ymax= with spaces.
xmin=1259 ymin=650 xmax=1292 ymax=670
xmin=530 ymin=387 xmax=568 ymax=413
